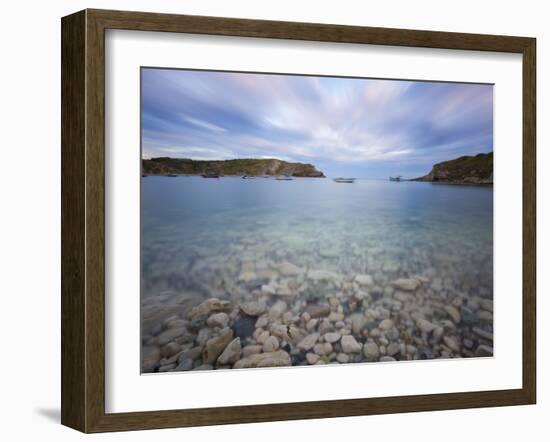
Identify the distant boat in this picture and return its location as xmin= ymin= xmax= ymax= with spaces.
xmin=165 ymin=174 xmax=178 ymax=177
xmin=275 ymin=175 xmax=294 ymax=181
xmin=333 ymin=178 xmax=355 ymax=183
xmin=242 ymin=175 xmax=255 ymax=179
xmin=201 ymin=173 xmax=220 ymax=178
xmin=389 ymin=176 xmax=403 ymax=182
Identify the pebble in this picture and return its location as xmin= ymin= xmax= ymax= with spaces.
xmin=355 ymin=274 xmax=374 ymax=286
xmin=175 ymin=357 xmax=193 ymax=371
xmin=203 ymin=327 xmax=234 ymax=364
xmin=305 ymin=304 xmax=331 ymax=318
xmin=142 ymin=345 xmax=161 ymax=371
xmin=472 ymin=327 xmax=494 ymax=341
xmin=336 ymin=353 xmax=350 ymax=363
xmin=363 ymin=342 xmax=379 ymax=361
xmin=313 ymin=342 xmax=332 ymax=356
xmin=158 ymin=363 xmax=177 ymax=372
xmin=386 ymin=342 xmax=400 ymax=356
xmin=475 ymin=344 xmax=494 ymax=357
xmin=341 ymin=335 xmax=362 ymax=353
xmin=392 ymin=278 xmax=421 ymax=291
xmin=178 ymin=347 xmax=202 ymax=362
xmin=417 ymin=319 xmax=436 ymax=333
xmin=268 ymin=301 xmax=287 ymax=321
xmin=217 ymin=337 xmax=242 ymax=365
xmin=242 ymin=345 xmax=263 ymax=358
xmin=262 ymin=336 xmax=280 ymax=352
xmin=232 ymin=316 xmax=256 ymax=340
xmin=297 ymin=333 xmax=320 ymax=351
xmin=444 ymin=305 xmax=461 ymax=324
xmin=306 ymin=318 xmax=319 ymax=331
xmin=189 ymin=298 xmax=231 ymax=319
xmin=443 ymin=336 xmax=461 ymax=352
xmin=207 ymin=312 xmax=229 ymax=328
xmin=240 ymin=301 xmax=266 ymax=317
xmin=306 ymin=353 xmax=321 ymax=364
xmin=379 ymin=356 xmax=396 ymax=362
xmin=233 ymin=350 xmax=292 ymax=369
xmin=350 ymin=313 xmax=367 ymax=334
xmin=324 ymin=332 xmax=341 ymax=343
xmin=278 ymin=261 xmax=303 ymax=276
xmin=238 ymin=271 xmax=256 ymax=282
xmin=161 ymin=342 xmax=182 ymax=358
xmin=156 ymin=327 xmax=188 ymax=346
xmin=378 ymin=319 xmax=394 ymax=331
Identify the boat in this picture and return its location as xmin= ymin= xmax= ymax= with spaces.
xmin=165 ymin=174 xmax=178 ymax=177
xmin=333 ymin=178 xmax=355 ymax=183
xmin=389 ymin=176 xmax=403 ymax=182
xmin=201 ymin=173 xmax=220 ymax=178
xmin=242 ymin=175 xmax=255 ymax=179
xmin=275 ymin=175 xmax=294 ymax=181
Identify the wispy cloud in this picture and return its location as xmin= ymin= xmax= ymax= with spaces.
xmin=141 ymin=69 xmax=493 ymax=178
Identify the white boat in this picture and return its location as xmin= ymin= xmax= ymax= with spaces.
xmin=333 ymin=178 xmax=355 ymax=183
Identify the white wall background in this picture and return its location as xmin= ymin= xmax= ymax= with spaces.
xmin=0 ymin=0 xmax=546 ymax=440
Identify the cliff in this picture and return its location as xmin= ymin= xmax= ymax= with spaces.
xmin=142 ymin=157 xmax=325 ymax=177
xmin=412 ymin=152 xmax=493 ymax=184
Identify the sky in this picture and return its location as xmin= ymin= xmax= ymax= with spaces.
xmin=141 ymin=68 xmax=493 ymax=179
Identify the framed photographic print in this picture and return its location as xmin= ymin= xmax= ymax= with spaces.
xmin=61 ymin=9 xmax=536 ymax=433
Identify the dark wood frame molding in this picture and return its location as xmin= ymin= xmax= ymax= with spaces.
xmin=61 ymin=9 xmax=536 ymax=433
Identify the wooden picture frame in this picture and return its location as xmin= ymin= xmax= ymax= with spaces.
xmin=61 ymin=8 xmax=536 ymax=433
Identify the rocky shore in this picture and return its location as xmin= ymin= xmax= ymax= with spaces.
xmin=412 ymin=152 xmax=493 ymax=184
xmin=142 ymin=250 xmax=494 ymax=373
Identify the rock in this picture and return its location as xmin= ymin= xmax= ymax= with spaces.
xmin=217 ymin=337 xmax=242 ymax=365
xmin=336 ymin=353 xmax=350 ymax=363
xmin=378 ymin=319 xmax=394 ymax=331
xmin=444 ymin=305 xmax=461 ymax=324
xmin=261 ymin=283 xmax=277 ymax=295
xmin=243 ymin=277 xmax=269 ymax=290
xmin=386 ymin=342 xmax=400 ymax=356
xmin=297 ymin=333 xmax=320 ymax=351
xmin=379 ymin=356 xmax=396 ymax=362
xmin=262 ymin=336 xmax=280 ymax=352
xmin=475 ymin=344 xmax=494 ymax=357
xmin=417 ymin=319 xmax=436 ymax=333
xmin=165 ymin=319 xmax=187 ymax=329
xmin=268 ymin=301 xmax=287 ymax=321
xmin=233 ymin=350 xmax=292 ymax=369
xmin=232 ymin=316 xmax=256 ymax=340
xmin=306 ymin=318 xmax=319 ymax=331
xmin=161 ymin=342 xmax=182 ymax=358
xmin=306 ymin=353 xmax=320 ymax=364
xmin=242 ymin=345 xmax=262 ymax=358
xmin=207 ymin=312 xmax=229 ymax=328
xmin=392 ymin=278 xmax=421 ymax=291
xmin=473 ymin=327 xmax=493 ymax=341
xmin=142 ymin=345 xmax=161 ymax=371
xmin=256 ymin=330 xmax=270 ymax=344
xmin=324 ymin=332 xmax=341 ymax=344
xmin=158 ymin=363 xmax=176 ymax=372
xmin=305 ymin=304 xmax=331 ymax=318
xmin=189 ymin=298 xmax=231 ymax=318
xmin=350 ymin=313 xmax=367 ymax=334
xmin=328 ymin=312 xmax=345 ymax=322
xmin=203 ymin=327 xmax=234 ymax=364
xmin=313 ymin=342 xmax=332 ymax=356
xmin=238 ymin=271 xmax=256 ymax=282
xmin=175 ymin=357 xmax=193 ymax=371
xmin=355 ymin=274 xmax=374 ymax=286
xmin=443 ymin=336 xmax=461 ymax=353
xmin=363 ymin=342 xmax=379 ymax=361
xmin=255 ymin=315 xmax=268 ymax=329
xmin=278 ymin=261 xmax=303 ymax=276
xmin=240 ymin=301 xmax=266 ymax=317
xmin=156 ymin=327 xmax=188 ymax=346
xmin=341 ymin=335 xmax=362 ymax=353
xmin=178 ymin=347 xmax=202 ymax=362
xmin=307 ymin=269 xmax=340 ymax=281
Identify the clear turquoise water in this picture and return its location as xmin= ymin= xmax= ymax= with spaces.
xmin=141 ymin=176 xmax=492 ymax=303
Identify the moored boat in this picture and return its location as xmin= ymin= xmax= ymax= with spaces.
xmin=275 ymin=175 xmax=294 ymax=181
xmin=333 ymin=178 xmax=355 ymax=183
xmin=389 ymin=176 xmax=402 ymax=182
xmin=201 ymin=173 xmax=220 ymax=178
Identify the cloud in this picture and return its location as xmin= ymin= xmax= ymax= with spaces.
xmin=141 ymin=68 xmax=493 ymax=178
